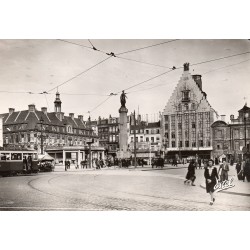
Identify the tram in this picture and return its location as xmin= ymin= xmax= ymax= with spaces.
xmin=0 ymin=150 xmax=39 ymax=177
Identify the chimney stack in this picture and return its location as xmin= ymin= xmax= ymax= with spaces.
xmin=78 ymin=115 xmax=83 ymax=123
xmin=41 ymin=107 xmax=47 ymax=114
xmin=28 ymin=104 xmax=36 ymax=112
xmin=9 ymin=108 xmax=15 ymax=115
xmin=221 ymin=115 xmax=226 ymax=122
xmin=192 ymin=75 xmax=202 ymax=90
xmin=69 ymin=113 xmax=74 ymax=119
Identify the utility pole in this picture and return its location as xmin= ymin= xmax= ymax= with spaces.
xmin=40 ymin=116 xmax=44 ymax=155
xmin=133 ymin=110 xmax=137 ymax=168
xmin=88 ymin=115 xmax=92 ymax=169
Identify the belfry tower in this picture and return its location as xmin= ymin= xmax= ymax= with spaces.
xmin=54 ymin=91 xmax=62 ymax=113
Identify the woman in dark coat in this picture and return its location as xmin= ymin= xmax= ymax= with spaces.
xmin=184 ymin=160 xmax=196 ymax=186
xmin=204 ymin=159 xmax=219 ymax=205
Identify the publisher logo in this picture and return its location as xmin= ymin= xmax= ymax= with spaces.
xmin=214 ymin=177 xmax=235 ymax=193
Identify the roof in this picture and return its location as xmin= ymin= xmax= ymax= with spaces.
xmin=238 ymin=104 xmax=250 ymax=113
xmin=211 ymin=120 xmax=228 ymax=128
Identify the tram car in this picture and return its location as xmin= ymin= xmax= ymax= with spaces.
xmin=0 ymin=150 xmax=39 ymax=177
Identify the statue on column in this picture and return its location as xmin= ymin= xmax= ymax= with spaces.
xmin=184 ymin=62 xmax=189 ymax=71
xmin=120 ymin=90 xmax=127 ymax=107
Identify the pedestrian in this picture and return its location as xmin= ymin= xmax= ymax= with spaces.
xmin=218 ymin=159 xmax=229 ymax=181
xmin=23 ymin=156 xmax=28 ymax=172
xmin=235 ymin=160 xmax=242 ymax=180
xmin=27 ymin=156 xmax=33 ymax=172
xmin=204 ymin=159 xmax=219 ymax=205
xmin=64 ymin=160 xmax=67 ymax=171
xmin=184 ymin=159 xmax=196 ymax=186
xmin=242 ymin=158 xmax=250 ymax=182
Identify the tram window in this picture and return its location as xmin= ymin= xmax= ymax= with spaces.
xmin=1 ymin=153 xmax=11 ymax=160
xmin=11 ymin=153 xmax=22 ymax=160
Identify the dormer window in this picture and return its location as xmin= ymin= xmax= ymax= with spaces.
xmin=182 ymin=90 xmax=190 ymax=102
xmin=67 ymin=126 xmax=72 ymax=133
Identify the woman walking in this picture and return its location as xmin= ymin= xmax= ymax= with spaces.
xmin=184 ymin=160 xmax=196 ymax=186
xmin=204 ymin=159 xmax=219 ymax=205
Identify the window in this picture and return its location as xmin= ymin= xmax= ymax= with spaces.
xmin=172 ymin=141 xmax=176 ymax=147
xmin=145 ymin=130 xmax=149 ymax=134
xmin=164 ymin=115 xmax=169 ymax=122
xmin=199 ymin=140 xmax=204 ymax=147
xmin=178 ymin=123 xmax=182 ymax=129
xmin=136 ymin=137 xmax=138 ymax=142
xmin=178 ymin=104 xmax=182 ymax=112
xmin=156 ymin=137 xmax=160 ymax=141
xmin=179 ymin=141 xmax=183 ymax=147
xmin=0 ymin=153 xmax=10 ymax=160
xmin=140 ymin=136 xmax=143 ymax=142
xmin=185 ymin=141 xmax=189 ymax=147
xmin=151 ymin=137 xmax=154 ymax=142
xmin=171 ymin=132 xmax=175 ymax=139
xmin=192 ymin=142 xmax=196 ymax=147
xmin=191 ymin=103 xmax=196 ymax=110
xmin=146 ymin=137 xmax=149 ymax=142
xmin=192 ymin=122 xmax=196 ymax=129
xmin=184 ymin=103 xmax=189 ymax=111
xmin=217 ymin=144 xmax=220 ymax=149
xmin=11 ymin=153 xmax=22 ymax=160
xmin=165 ymin=132 xmax=168 ymax=139
xmin=216 ymin=130 xmax=222 ymax=138
xmin=182 ymin=90 xmax=190 ymax=102
xmin=131 ymin=137 xmax=134 ymax=142
xmin=164 ymin=124 xmax=168 ymax=130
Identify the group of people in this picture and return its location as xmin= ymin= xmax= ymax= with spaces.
xmin=235 ymin=159 xmax=250 ymax=182
xmin=184 ymin=157 xmax=250 ymax=206
xmin=23 ymin=156 xmax=33 ymax=172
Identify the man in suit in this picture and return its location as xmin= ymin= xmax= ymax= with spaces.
xmin=219 ymin=159 xmax=229 ymax=181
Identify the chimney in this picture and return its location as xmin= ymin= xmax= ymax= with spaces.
xmin=28 ymin=104 xmax=36 ymax=112
xmin=9 ymin=108 xmax=15 ymax=115
xmin=69 ymin=113 xmax=74 ymax=119
xmin=221 ymin=115 xmax=226 ymax=122
xmin=78 ymin=115 xmax=83 ymax=122
xmin=41 ymin=107 xmax=47 ymax=114
xmin=230 ymin=115 xmax=234 ymax=121
xmin=192 ymin=75 xmax=202 ymax=90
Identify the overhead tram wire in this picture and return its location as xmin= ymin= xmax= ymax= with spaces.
xmin=114 ymin=50 xmax=250 ymax=95
xmin=90 ymin=96 xmax=113 ymax=113
xmin=126 ymin=57 xmax=250 ymax=95
xmin=116 ymin=39 xmax=180 ymax=56
xmin=57 ymin=39 xmax=107 ymax=54
xmin=116 ymin=55 xmax=172 ymax=69
xmin=47 ymin=56 xmax=112 ymax=93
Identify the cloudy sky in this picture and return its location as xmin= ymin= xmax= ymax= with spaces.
xmin=0 ymin=39 xmax=250 ymax=122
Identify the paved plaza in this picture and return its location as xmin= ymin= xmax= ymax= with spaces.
xmin=0 ymin=164 xmax=249 ymax=211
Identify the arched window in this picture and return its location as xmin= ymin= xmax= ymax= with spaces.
xmin=184 ymin=103 xmax=189 ymax=111
xmin=191 ymin=103 xmax=196 ymax=110
xmin=67 ymin=126 xmax=72 ymax=133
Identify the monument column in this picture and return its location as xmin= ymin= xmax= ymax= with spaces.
xmin=118 ymin=90 xmax=129 ymax=158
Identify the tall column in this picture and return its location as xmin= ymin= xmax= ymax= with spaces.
xmin=63 ymin=150 xmax=65 ymax=165
xmin=119 ymin=106 xmax=128 ymax=155
xmin=78 ymin=150 xmax=81 ymax=167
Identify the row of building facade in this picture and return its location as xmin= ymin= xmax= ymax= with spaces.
xmin=0 ymin=63 xmax=249 ymax=164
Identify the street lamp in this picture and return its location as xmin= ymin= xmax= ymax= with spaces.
xmin=40 ymin=116 xmax=44 ymax=155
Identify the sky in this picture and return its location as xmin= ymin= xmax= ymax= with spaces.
xmin=0 ymin=39 xmax=250 ymax=122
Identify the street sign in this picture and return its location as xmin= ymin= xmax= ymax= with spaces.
xmin=242 ymin=146 xmax=247 ymax=154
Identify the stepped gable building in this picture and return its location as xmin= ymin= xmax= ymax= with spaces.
xmin=211 ymin=104 xmax=250 ymax=163
xmin=162 ymin=63 xmax=219 ymax=161
xmin=0 ymin=92 xmax=104 ymax=164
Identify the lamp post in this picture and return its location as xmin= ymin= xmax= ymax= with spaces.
xmin=40 ymin=116 xmax=44 ymax=155
xmin=133 ymin=110 xmax=137 ymax=168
